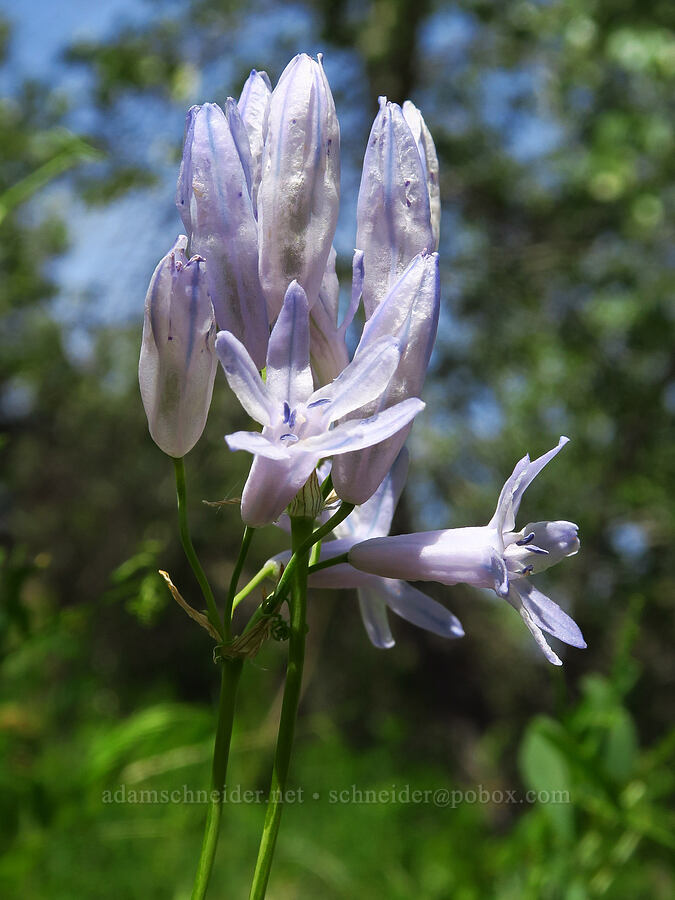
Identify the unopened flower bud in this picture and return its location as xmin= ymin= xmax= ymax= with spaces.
xmin=176 ymin=102 xmax=269 ymax=368
xmin=139 ymin=236 xmax=217 ymax=458
xmin=356 ymin=97 xmax=434 ymax=317
xmin=257 ymin=53 xmax=340 ymax=320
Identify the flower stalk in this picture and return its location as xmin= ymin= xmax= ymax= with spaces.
xmin=191 ymin=658 xmax=243 ymax=900
xmin=173 ymin=457 xmax=224 ymax=639
xmin=249 ymin=515 xmax=314 ymax=899
xmin=225 ymin=525 xmax=255 ymax=634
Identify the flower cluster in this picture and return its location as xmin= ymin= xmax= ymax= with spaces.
xmin=139 ymin=53 xmax=584 ymax=665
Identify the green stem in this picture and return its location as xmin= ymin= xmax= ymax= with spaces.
xmin=270 ymin=502 xmax=354 ymax=607
xmin=239 ymin=502 xmax=354 ymax=640
xmin=191 ymin=659 xmax=243 ymax=900
xmin=248 ymin=516 xmax=314 ymax=900
xmin=308 ymin=537 xmax=322 ymax=568
xmin=307 ymin=552 xmax=349 ymax=576
xmin=173 ymin=457 xmax=224 ymax=639
xmin=320 ymin=472 xmax=333 ymax=500
xmin=224 ymin=526 xmax=255 ymax=638
xmin=232 ymin=562 xmax=278 ymax=614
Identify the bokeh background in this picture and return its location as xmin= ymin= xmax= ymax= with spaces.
xmin=1 ymin=0 xmax=674 ymax=897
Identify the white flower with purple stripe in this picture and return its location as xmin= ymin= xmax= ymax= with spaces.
xmin=349 ymin=438 xmax=585 ymax=665
xmin=216 ymin=281 xmax=424 ymax=526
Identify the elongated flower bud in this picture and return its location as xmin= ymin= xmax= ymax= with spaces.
xmin=176 ymin=102 xmax=269 ymax=369
xmin=257 ymin=53 xmax=340 ymax=320
xmin=139 ymin=236 xmax=217 ymax=458
xmin=237 ymin=69 xmax=272 ymax=215
xmin=357 ymin=97 xmax=434 ymax=318
xmin=332 ymin=251 xmax=440 ymax=504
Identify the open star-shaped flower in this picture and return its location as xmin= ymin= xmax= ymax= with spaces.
xmin=216 ymin=281 xmax=424 ymax=526
xmin=349 ymin=437 xmax=585 ymax=665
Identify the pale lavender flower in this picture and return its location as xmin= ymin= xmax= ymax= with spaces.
xmin=349 ymin=438 xmax=585 ymax=665
xmin=271 ymin=454 xmax=463 ymax=647
xmin=357 ymin=97 xmax=436 ymax=318
xmin=332 ymin=250 xmax=440 ymax=504
xmin=237 ymin=69 xmax=272 ymax=215
xmin=216 ymin=281 xmax=424 ymax=526
xmin=176 ymin=102 xmax=269 ymax=369
xmin=139 ymin=236 xmax=217 ymax=458
xmin=257 ymin=53 xmax=340 ymax=321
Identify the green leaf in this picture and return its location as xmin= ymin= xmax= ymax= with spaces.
xmin=519 ymin=720 xmax=575 ymax=841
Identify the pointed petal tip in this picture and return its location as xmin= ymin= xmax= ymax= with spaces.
xmin=374 ymin=637 xmax=396 ymax=650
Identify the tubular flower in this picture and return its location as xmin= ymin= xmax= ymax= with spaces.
xmin=176 ymin=101 xmax=269 ymax=369
xmin=332 ymin=250 xmax=440 ymax=504
xmin=271 ymin=454 xmax=463 ymax=648
xmin=139 ymin=235 xmax=217 ymax=458
xmin=257 ymin=53 xmax=340 ymax=321
xmin=216 ymin=281 xmax=424 ymax=526
xmin=349 ymin=438 xmax=585 ymax=665
xmin=357 ymin=97 xmax=436 ymax=318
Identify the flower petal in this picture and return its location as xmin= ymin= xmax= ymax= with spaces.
xmin=342 ymin=249 xmax=364 ymax=333
xmin=357 ymin=585 xmax=395 ymax=649
xmin=402 ymin=100 xmax=441 ymax=251
xmin=379 ymin=579 xmax=464 ymax=639
xmin=224 ymin=98 xmax=255 ymax=197
xmin=216 ymin=331 xmax=273 ymax=426
xmin=309 ymin=336 xmax=400 ymax=422
xmin=512 ymin=580 xmax=586 ymax=648
xmin=308 ymin=247 xmax=350 ymax=386
xmin=335 ymin=449 xmax=409 ymax=541
xmin=266 ymin=281 xmax=314 ymax=407
xmin=225 ymin=430 xmax=290 ymax=460
xmin=237 ymin=69 xmax=272 ymax=214
xmin=517 ymin=603 xmax=563 ymax=666
xmin=349 ymin=525 xmax=497 ymax=587
xmin=307 ymin=540 xmax=379 ymax=589
xmin=301 ymin=397 xmax=424 ymax=456
xmin=489 ymin=437 xmax=570 ymax=534
xmin=240 ymin=451 xmax=317 ymax=526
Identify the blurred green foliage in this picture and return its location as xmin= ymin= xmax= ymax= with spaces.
xmin=0 ymin=0 xmax=673 ymax=897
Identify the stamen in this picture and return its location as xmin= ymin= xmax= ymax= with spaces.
xmin=526 ymin=545 xmax=549 ymax=555
xmin=516 ymin=532 xmax=536 ymax=546
xmin=520 ymin=564 xmax=534 ymax=575
xmin=307 ymin=398 xmax=331 ymax=408
xmin=282 ymin=403 xmax=297 ymax=429
xmin=280 ymin=433 xmax=299 ymax=443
